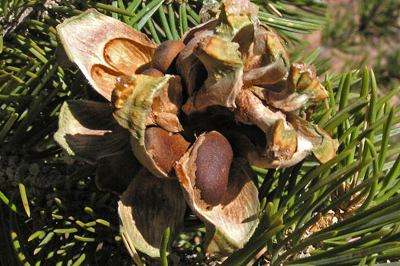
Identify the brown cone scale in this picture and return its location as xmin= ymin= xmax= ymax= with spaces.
xmin=145 ymin=127 xmax=190 ymax=175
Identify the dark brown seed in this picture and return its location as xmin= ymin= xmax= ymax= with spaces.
xmin=145 ymin=127 xmax=190 ymax=174
xmin=195 ymin=131 xmax=233 ymax=205
xmin=140 ymin=68 xmax=164 ymax=77
xmin=135 ymin=61 xmax=152 ymax=74
xmin=152 ymin=40 xmax=185 ymax=74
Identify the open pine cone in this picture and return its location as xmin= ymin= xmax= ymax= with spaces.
xmin=54 ymin=0 xmax=336 ymax=259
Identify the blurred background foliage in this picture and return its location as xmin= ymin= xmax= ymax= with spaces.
xmin=318 ymin=0 xmax=400 ymax=91
xmin=0 ymin=0 xmax=399 ymax=265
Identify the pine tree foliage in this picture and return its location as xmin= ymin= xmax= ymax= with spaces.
xmin=320 ymin=0 xmax=400 ymax=89
xmin=0 ymin=0 xmax=399 ymax=265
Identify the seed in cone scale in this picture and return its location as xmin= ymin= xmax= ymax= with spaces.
xmin=195 ymin=131 xmax=233 ymax=206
